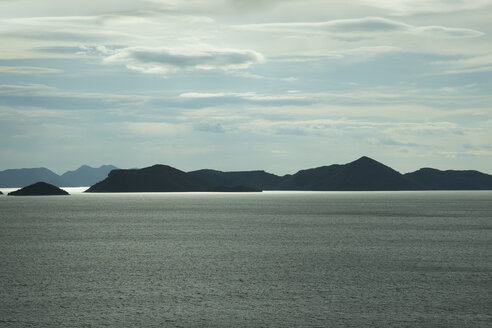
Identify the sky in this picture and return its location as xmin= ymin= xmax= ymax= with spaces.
xmin=1 ymin=0 xmax=491 ymax=175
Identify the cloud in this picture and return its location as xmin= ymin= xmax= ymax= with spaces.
xmin=229 ymin=71 xmax=298 ymax=82
xmin=1 ymin=15 xmax=132 ymax=43
xmin=194 ymin=123 xmax=225 ymax=133
xmin=358 ymin=0 xmax=492 ymax=15
xmin=179 ymin=91 xmax=305 ymax=101
xmin=146 ymin=0 xmax=289 ymax=13
xmin=269 ymin=54 xmax=343 ymax=62
xmin=36 ymin=45 xmax=97 ymax=55
xmin=180 ymin=92 xmax=252 ymax=99
xmin=4 ymin=11 xmax=166 ymax=29
xmin=436 ymin=54 xmax=492 ymax=74
xmin=0 ymin=66 xmax=61 ymax=74
xmin=176 ymin=86 xmax=492 ymax=115
xmin=439 ymin=150 xmax=492 ymax=158
xmin=0 ymin=83 xmax=56 ymax=95
xmin=104 ymin=46 xmax=263 ymax=75
xmin=234 ymin=16 xmax=483 ymax=39
xmin=234 ymin=118 xmax=467 ymax=140
xmin=139 ymin=0 xmax=492 ymax=16
xmin=415 ymin=26 xmax=483 ymax=39
xmin=0 ymin=83 xmax=148 ymax=110
xmin=0 ymin=105 xmax=69 ymax=120
xmin=235 ymin=17 xmax=411 ymax=33
xmin=123 ymin=121 xmax=187 ymax=136
xmin=1 ymin=11 xmax=219 ymax=59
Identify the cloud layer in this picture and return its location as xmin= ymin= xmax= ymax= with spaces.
xmin=103 ymin=47 xmax=263 ymax=75
xmin=0 ymin=0 xmax=491 ymax=174
xmin=235 ymin=17 xmax=484 ymax=39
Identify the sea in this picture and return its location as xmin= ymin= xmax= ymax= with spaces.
xmin=0 ymin=190 xmax=491 ymax=327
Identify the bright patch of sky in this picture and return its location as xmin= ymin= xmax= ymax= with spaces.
xmin=1 ymin=0 xmax=491 ymax=174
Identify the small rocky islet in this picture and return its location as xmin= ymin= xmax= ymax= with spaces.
xmin=8 ymin=182 xmax=69 ymax=196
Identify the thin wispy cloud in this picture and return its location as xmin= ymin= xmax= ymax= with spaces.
xmin=436 ymin=55 xmax=492 ymax=74
xmin=359 ymin=0 xmax=492 ymax=15
xmin=0 ymin=66 xmax=61 ymax=74
xmin=179 ymin=92 xmax=304 ymax=101
xmin=235 ymin=17 xmax=484 ymax=39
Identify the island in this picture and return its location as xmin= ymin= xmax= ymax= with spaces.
xmin=5 ymin=156 xmax=490 ymax=193
xmin=84 ymin=157 xmax=492 ymax=192
xmin=8 ymin=182 xmax=69 ymax=196
xmin=192 ymin=156 xmax=421 ymax=191
xmin=404 ymin=168 xmax=492 ymax=190
xmin=85 ymin=164 xmax=260 ymax=193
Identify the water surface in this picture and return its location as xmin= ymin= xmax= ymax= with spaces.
xmin=1 ymin=191 xmax=491 ymax=327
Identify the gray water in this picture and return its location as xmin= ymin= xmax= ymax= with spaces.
xmin=0 ymin=191 xmax=491 ymax=327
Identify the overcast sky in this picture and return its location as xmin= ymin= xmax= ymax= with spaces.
xmin=1 ymin=0 xmax=491 ymax=175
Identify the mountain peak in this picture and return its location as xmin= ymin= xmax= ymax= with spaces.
xmin=279 ymin=156 xmax=418 ymax=191
xmin=140 ymin=164 xmax=179 ymax=173
xmin=99 ymin=164 xmax=117 ymax=170
xmin=60 ymin=164 xmax=118 ymax=186
xmin=351 ymin=156 xmax=380 ymax=165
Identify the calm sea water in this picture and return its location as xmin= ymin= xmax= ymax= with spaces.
xmin=0 ymin=191 xmax=491 ymax=327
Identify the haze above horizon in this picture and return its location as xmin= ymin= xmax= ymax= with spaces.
xmin=1 ymin=0 xmax=491 ymax=175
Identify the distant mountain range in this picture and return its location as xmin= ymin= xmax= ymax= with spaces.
xmin=2 ymin=157 xmax=492 ymax=191
xmin=60 ymin=165 xmax=118 ymax=187
xmin=0 ymin=165 xmax=117 ymax=187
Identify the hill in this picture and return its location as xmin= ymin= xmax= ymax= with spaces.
xmin=189 ymin=169 xmax=282 ymax=190
xmin=61 ymin=165 xmax=117 ymax=186
xmin=279 ymin=156 xmax=420 ymax=191
xmin=0 ymin=168 xmax=64 ymax=188
xmin=4 ymin=157 xmax=492 ymax=192
xmin=85 ymin=164 xmax=260 ymax=193
xmin=8 ymin=182 xmax=69 ymax=196
xmin=191 ymin=157 xmax=421 ymax=191
xmin=86 ymin=165 xmax=209 ymax=192
xmin=405 ymin=168 xmax=492 ymax=190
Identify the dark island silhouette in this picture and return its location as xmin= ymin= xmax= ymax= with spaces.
xmin=83 ymin=156 xmax=492 ymax=193
xmin=277 ymin=156 xmax=421 ymax=191
xmin=189 ymin=169 xmax=282 ymax=190
xmin=192 ymin=157 xmax=492 ymax=191
xmin=404 ymin=168 xmax=492 ymax=190
xmin=190 ymin=156 xmax=420 ymax=191
xmin=2 ymin=156 xmax=491 ymax=192
xmin=85 ymin=164 xmax=260 ymax=193
xmin=8 ymin=182 xmax=69 ymax=196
